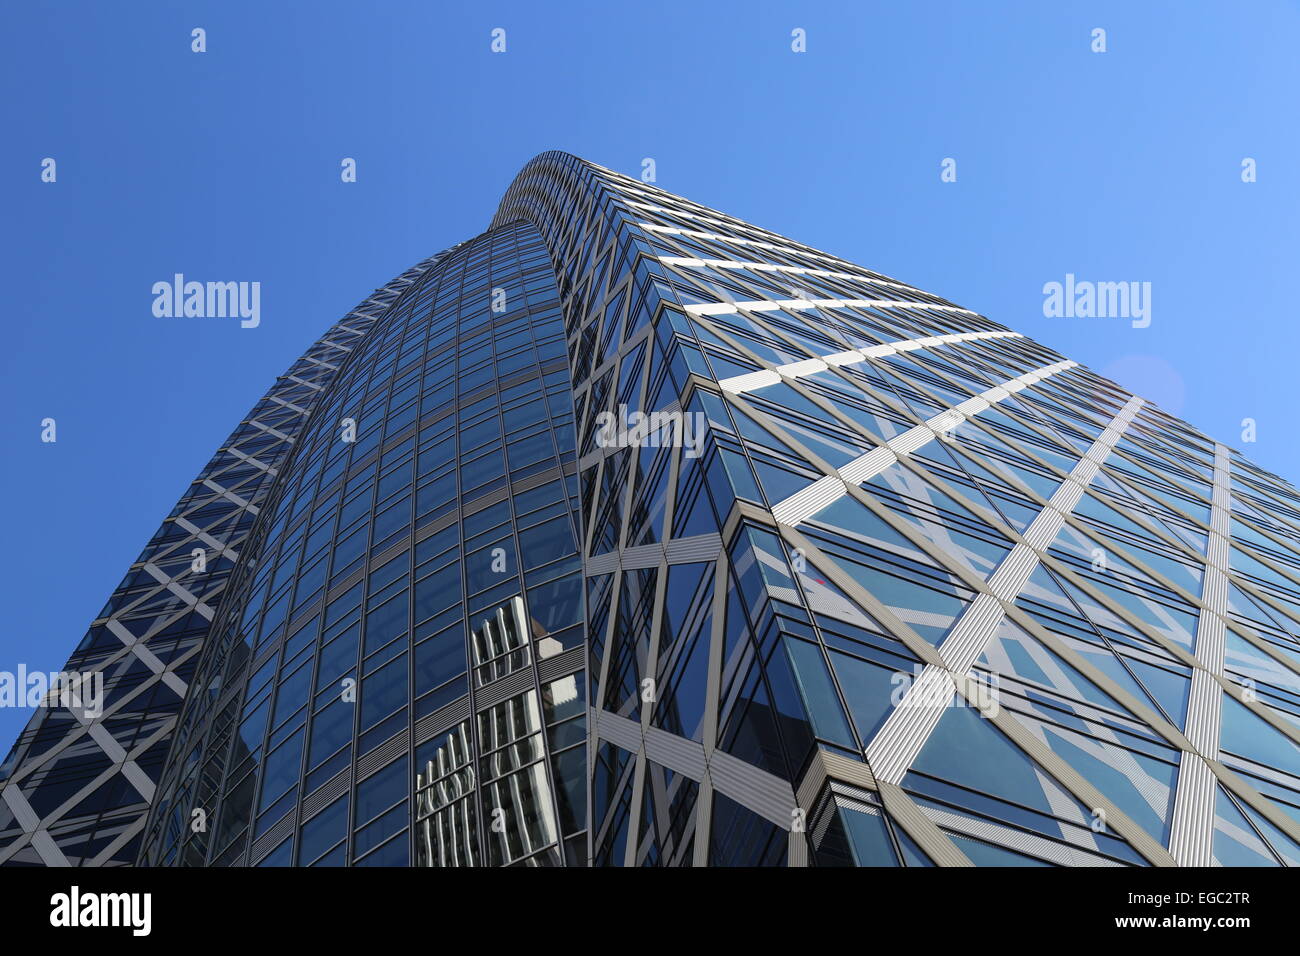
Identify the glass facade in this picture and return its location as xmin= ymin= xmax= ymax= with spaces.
xmin=138 ymin=221 xmax=586 ymax=867
xmin=5 ymin=151 xmax=1300 ymax=867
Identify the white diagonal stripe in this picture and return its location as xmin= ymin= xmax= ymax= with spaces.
xmin=864 ymin=396 xmax=1143 ymax=783
xmin=716 ymin=330 xmax=1021 ymax=394
xmin=1168 ymin=443 xmax=1232 ymax=865
xmin=772 ymin=361 xmax=1079 ymax=526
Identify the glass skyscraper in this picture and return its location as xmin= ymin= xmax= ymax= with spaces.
xmin=5 ymin=151 xmax=1300 ymax=867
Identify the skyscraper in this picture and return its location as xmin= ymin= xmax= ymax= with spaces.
xmin=5 ymin=151 xmax=1300 ymax=867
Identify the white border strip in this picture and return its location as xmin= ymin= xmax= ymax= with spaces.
xmin=661 ymin=255 xmax=981 ymax=317
xmin=640 ymin=221 xmax=908 ymax=286
xmin=687 ymin=295 xmax=972 ymax=321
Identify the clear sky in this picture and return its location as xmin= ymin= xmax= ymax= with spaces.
xmin=2 ymin=0 xmax=1297 ymax=749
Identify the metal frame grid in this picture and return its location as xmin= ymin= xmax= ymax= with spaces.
xmin=8 ymin=152 xmax=1300 ymax=869
xmin=0 ymin=253 xmax=446 ymax=867
xmin=494 ymin=152 xmax=1300 ymax=867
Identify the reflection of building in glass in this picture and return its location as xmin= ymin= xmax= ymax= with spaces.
xmin=415 ymin=598 xmax=569 ymax=867
xmin=472 ymin=596 xmax=532 ymax=686
xmin=414 ymin=721 xmax=476 ymax=867
xmin=6 ymin=152 xmax=1300 ymax=867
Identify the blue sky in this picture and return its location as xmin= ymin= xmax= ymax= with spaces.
xmin=2 ymin=0 xmax=1297 ymax=748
